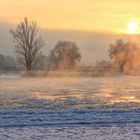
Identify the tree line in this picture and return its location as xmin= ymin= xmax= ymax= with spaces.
xmin=1 ymin=17 xmax=140 ymax=74
xmin=10 ymin=18 xmax=81 ymax=71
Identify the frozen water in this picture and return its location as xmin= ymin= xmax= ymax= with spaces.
xmin=0 ymin=75 xmax=140 ymax=139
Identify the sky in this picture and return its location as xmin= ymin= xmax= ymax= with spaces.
xmin=1 ymin=0 xmax=140 ymax=33
xmin=0 ymin=0 xmax=140 ymax=63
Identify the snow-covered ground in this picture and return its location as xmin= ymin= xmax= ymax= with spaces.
xmin=0 ymin=75 xmax=140 ymax=140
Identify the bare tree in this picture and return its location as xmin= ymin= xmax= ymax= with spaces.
xmin=49 ymin=41 xmax=81 ymax=70
xmin=108 ymin=39 xmax=139 ymax=73
xmin=10 ymin=17 xmax=45 ymax=71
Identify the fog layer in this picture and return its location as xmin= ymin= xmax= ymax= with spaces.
xmin=1 ymin=21 xmax=140 ymax=64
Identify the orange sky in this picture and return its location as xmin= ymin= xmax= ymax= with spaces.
xmin=0 ymin=0 xmax=140 ymax=33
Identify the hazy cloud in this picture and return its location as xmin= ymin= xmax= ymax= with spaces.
xmin=0 ymin=21 xmax=140 ymax=64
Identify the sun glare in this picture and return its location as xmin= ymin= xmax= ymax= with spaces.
xmin=127 ymin=21 xmax=138 ymax=34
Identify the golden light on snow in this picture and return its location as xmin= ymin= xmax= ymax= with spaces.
xmin=109 ymin=96 xmax=140 ymax=104
xmin=32 ymin=91 xmax=84 ymax=100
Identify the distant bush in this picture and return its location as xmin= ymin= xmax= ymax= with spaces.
xmin=0 ymin=54 xmax=18 ymax=73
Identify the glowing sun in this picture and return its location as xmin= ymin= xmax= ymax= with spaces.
xmin=127 ymin=21 xmax=138 ymax=34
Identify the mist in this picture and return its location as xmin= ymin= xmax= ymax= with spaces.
xmin=1 ymin=21 xmax=140 ymax=76
xmin=2 ymin=21 xmax=140 ymax=64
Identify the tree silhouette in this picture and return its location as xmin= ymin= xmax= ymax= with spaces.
xmin=109 ymin=39 xmax=139 ymax=73
xmin=10 ymin=18 xmax=45 ymax=71
xmin=49 ymin=41 xmax=81 ymax=70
